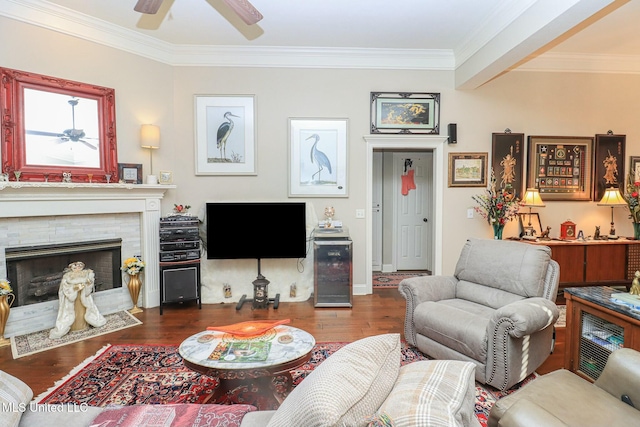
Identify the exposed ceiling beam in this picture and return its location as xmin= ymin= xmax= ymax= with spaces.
xmin=454 ymin=0 xmax=618 ymax=89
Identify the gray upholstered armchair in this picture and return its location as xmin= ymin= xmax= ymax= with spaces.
xmin=399 ymin=238 xmax=560 ymax=391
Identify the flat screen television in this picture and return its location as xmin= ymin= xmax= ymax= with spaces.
xmin=206 ymin=202 xmax=307 ymax=260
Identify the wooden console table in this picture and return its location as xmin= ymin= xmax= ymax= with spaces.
xmin=564 ymin=286 xmax=640 ymax=382
xmin=525 ymin=239 xmax=640 ymax=290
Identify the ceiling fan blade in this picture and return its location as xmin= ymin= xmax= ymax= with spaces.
xmin=134 ymin=0 xmax=164 ymax=14
xmin=221 ymin=0 xmax=263 ymax=25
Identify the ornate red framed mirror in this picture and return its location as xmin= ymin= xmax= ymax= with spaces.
xmin=0 ymin=67 xmax=118 ymax=182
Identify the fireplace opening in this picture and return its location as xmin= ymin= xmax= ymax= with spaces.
xmin=5 ymin=239 xmax=122 ymax=308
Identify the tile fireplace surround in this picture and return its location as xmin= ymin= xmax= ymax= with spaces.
xmin=0 ymin=182 xmax=174 ymax=338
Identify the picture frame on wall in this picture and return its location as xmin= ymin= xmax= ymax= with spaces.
xmin=194 ymin=95 xmax=256 ymax=175
xmin=593 ymin=133 xmax=626 ymax=201
xmin=526 ymin=135 xmax=594 ymax=201
xmin=448 ymin=152 xmax=488 ymax=187
xmin=491 ymin=132 xmax=525 ymax=199
xmin=370 ymin=92 xmax=440 ymax=134
xmin=288 ymin=118 xmax=348 ymax=197
xmin=118 ymin=163 xmax=142 ymax=184
xmin=630 ymin=156 xmax=640 ymax=182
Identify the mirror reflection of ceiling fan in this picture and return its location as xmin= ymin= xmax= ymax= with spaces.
xmin=134 ymin=0 xmax=263 ymax=25
xmin=25 ymin=97 xmax=98 ymax=151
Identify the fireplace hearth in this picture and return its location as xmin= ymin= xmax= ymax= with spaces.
xmin=6 ymin=239 xmax=122 ymax=308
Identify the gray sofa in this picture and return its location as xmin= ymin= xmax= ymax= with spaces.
xmin=1 ymin=334 xmax=481 ymax=427
xmin=488 ymin=348 xmax=640 ymax=427
xmin=399 ymin=238 xmax=560 ymax=390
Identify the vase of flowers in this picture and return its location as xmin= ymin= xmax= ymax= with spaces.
xmin=472 ymin=170 xmax=522 ymax=239
xmin=624 ymin=173 xmax=640 ymax=239
xmin=121 ymin=257 xmax=145 ymax=314
xmin=0 ymin=279 xmax=14 ymax=347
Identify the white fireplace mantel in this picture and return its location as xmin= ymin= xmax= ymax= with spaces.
xmin=1 ymin=182 xmax=175 ymax=335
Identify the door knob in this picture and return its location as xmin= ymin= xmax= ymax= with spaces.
xmin=423 ymin=218 xmax=428 ymax=222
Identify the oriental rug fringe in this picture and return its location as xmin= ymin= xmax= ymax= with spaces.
xmin=36 ymin=342 xmax=536 ymax=427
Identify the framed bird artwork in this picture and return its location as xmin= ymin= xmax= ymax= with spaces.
xmin=194 ymin=95 xmax=256 ymax=175
xmin=288 ymin=118 xmax=348 ymax=197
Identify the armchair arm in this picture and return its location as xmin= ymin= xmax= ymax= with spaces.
xmin=490 ymin=298 xmax=559 ymax=338
xmin=486 ymin=298 xmax=559 ymax=390
xmin=595 ymin=348 xmax=640 ymax=409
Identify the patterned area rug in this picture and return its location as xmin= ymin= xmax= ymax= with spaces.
xmin=11 ymin=311 xmax=142 ymax=359
xmin=372 ymin=271 xmax=430 ymax=287
xmin=36 ymin=342 xmax=534 ymax=426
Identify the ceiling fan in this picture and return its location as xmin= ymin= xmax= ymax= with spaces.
xmin=134 ymin=0 xmax=263 ymax=25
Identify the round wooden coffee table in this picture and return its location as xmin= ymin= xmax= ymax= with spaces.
xmin=179 ymin=325 xmax=315 ymax=407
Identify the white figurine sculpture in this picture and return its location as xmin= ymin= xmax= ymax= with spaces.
xmin=49 ymin=261 xmax=106 ymax=339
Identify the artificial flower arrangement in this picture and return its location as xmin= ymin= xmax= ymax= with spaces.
xmin=624 ymin=172 xmax=640 ymax=223
xmin=121 ymin=257 xmax=145 ymax=275
xmin=472 ymin=170 xmax=522 ymax=226
xmin=173 ymin=204 xmax=191 ymax=214
xmin=0 ymin=279 xmax=11 ymax=296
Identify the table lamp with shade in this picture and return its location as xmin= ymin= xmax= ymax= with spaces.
xmin=140 ymin=124 xmax=160 ymax=184
xmin=522 ymin=188 xmax=545 ymax=239
xmin=597 ymin=186 xmax=627 ymax=239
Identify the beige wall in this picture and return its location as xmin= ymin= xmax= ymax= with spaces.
xmin=2 ymin=17 xmax=640 ymax=298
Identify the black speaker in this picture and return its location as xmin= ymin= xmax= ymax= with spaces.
xmin=448 ymin=123 xmax=457 ymax=144
xmin=160 ymin=262 xmax=201 ymax=314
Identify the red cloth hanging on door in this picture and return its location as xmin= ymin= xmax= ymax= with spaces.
xmin=401 ymin=169 xmax=416 ymax=195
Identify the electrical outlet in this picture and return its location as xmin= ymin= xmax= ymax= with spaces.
xmin=356 ymin=209 xmax=365 ymax=218
xmin=467 ymin=208 xmax=474 ymax=219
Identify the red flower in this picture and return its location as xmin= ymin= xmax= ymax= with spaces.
xmin=633 ymin=192 xmax=639 ymax=198
xmin=635 ymin=182 xmax=640 ymax=187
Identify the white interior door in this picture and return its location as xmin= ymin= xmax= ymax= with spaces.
xmin=372 ymin=152 xmax=383 ymax=271
xmin=394 ymin=153 xmax=432 ymax=271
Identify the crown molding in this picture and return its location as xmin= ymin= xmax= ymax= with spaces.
xmin=2 ymin=0 xmax=639 ymax=74
xmin=0 ymin=0 xmax=454 ymax=70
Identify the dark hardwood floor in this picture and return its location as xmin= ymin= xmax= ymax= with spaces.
xmin=0 ymin=288 xmax=564 ymax=397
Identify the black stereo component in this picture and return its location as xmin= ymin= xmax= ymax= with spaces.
xmin=160 ymin=249 xmax=201 ymax=262
xmin=160 ymin=240 xmax=200 ymax=251
xmin=159 ymin=261 xmax=201 ymax=315
xmin=159 ymin=227 xmax=199 ymax=242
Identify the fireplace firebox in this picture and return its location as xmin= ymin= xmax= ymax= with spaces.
xmin=5 ymin=239 xmax=122 ymax=308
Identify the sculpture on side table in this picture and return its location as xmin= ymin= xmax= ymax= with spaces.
xmin=49 ymin=261 xmax=106 ymax=339
xmin=630 ymin=271 xmax=640 ymax=296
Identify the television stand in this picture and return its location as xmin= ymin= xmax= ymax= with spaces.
xmin=235 ymin=259 xmax=280 ymax=310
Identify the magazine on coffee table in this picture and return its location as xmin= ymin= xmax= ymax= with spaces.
xmin=208 ymin=341 xmax=272 ymax=363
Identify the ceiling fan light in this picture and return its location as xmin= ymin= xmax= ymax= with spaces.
xmin=221 ymin=0 xmax=263 ymax=25
xmin=134 ymin=0 xmax=164 ymax=14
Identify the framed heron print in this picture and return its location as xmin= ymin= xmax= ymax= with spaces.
xmin=288 ymin=118 xmax=348 ymax=197
xmin=194 ymin=95 xmax=256 ymax=175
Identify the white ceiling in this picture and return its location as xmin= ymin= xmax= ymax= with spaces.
xmin=1 ymin=0 xmax=639 ymax=88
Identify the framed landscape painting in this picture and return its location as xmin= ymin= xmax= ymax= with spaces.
xmin=448 ymin=152 xmax=487 ymax=187
xmin=370 ymin=92 xmax=440 ymax=134
xmin=194 ymin=95 xmax=256 ymax=175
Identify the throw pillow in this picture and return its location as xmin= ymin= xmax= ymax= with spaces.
xmin=88 ymin=404 xmax=257 ymax=427
xmin=0 ymin=370 xmax=34 ymax=427
xmin=374 ymin=360 xmax=476 ymax=427
xmin=267 ymin=333 xmax=401 ymax=427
